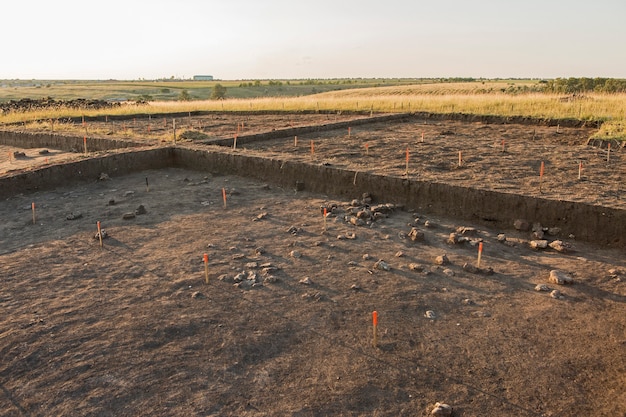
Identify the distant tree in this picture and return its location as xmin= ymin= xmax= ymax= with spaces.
xmin=211 ymin=84 xmax=227 ymax=100
xmin=178 ymin=89 xmax=191 ymax=101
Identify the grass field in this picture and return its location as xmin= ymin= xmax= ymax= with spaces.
xmin=1 ymin=79 xmax=625 ymax=139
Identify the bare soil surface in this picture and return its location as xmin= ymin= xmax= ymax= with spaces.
xmin=1 ymin=114 xmax=625 ymax=417
xmin=1 ymin=166 xmax=625 ymax=417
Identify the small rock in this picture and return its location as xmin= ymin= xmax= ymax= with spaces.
xmin=245 ymin=262 xmax=258 ymax=269
xmin=447 ymin=233 xmax=460 ymax=245
xmin=255 ymin=247 xmax=265 ymax=255
xmin=497 ymin=233 xmax=506 ymax=242
xmin=461 ymin=298 xmax=475 ymax=305
xmin=94 ymin=230 xmax=108 ymax=240
xmin=218 ymin=274 xmax=230 ymax=282
xmin=424 ymin=220 xmax=432 ymax=228
xmin=462 ymin=262 xmax=478 ymax=274
xmin=424 ymin=310 xmax=436 ymax=319
xmin=350 ymin=284 xmax=360 ymax=291
xmin=290 ymin=250 xmax=302 ymax=258
xmin=191 ymin=291 xmax=205 ymax=299
xmin=456 ymin=226 xmax=477 ymax=236
xmin=374 ymin=260 xmax=391 ymax=271
xmin=263 ymin=275 xmax=278 ymax=284
xmin=122 ymin=212 xmax=136 ymax=220
xmin=514 ymin=219 xmax=530 ymax=231
xmin=547 ymin=227 xmax=561 ymax=236
xmin=548 ymin=240 xmax=572 ymax=253
xmin=124 ymin=190 xmax=134 ymax=197
xmin=550 ymin=289 xmax=563 ymax=299
xmin=548 ymin=270 xmax=573 ymax=285
xmin=434 ymin=254 xmax=449 ymax=265
xmin=349 ymin=217 xmax=365 ymax=226
xmin=529 ymin=240 xmax=548 ymax=250
xmin=299 ymin=277 xmax=312 ymax=285
xmin=345 ymin=232 xmax=357 ymax=240
xmin=99 ymin=173 xmax=110 ymax=181
xmin=362 ymin=253 xmax=373 ymax=261
xmin=535 ymin=284 xmax=550 ymax=292
xmin=443 ymin=268 xmax=455 ymax=277
xmin=532 ymin=230 xmax=545 ymax=240
xmin=38 ymin=149 xmax=50 ymax=155
xmin=408 ymin=263 xmax=424 ymax=272
xmin=408 ymin=227 xmax=425 ymax=242
xmin=108 ymin=199 xmax=116 ymax=206
xmin=66 ymin=212 xmax=83 ymax=220
xmin=395 ymin=251 xmax=404 ymax=258
xmin=135 ymin=205 xmax=147 ymax=215
xmin=431 ymin=402 xmax=453 ymax=416
xmin=233 ymin=272 xmax=246 ymax=283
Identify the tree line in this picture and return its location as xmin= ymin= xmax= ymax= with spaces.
xmin=543 ymin=77 xmax=626 ymax=93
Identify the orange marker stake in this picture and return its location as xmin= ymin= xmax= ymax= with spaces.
xmin=222 ymin=188 xmax=227 ymax=209
xmin=348 ymin=127 xmax=351 ymax=137
xmin=365 ymin=143 xmax=369 ymax=155
xmin=323 ymin=207 xmax=327 ymax=231
xmin=477 ymin=242 xmax=483 ymax=268
xmin=607 ymin=143 xmax=611 ymax=163
xmin=578 ymin=161 xmax=583 ymax=180
xmin=310 ymin=140 xmax=315 ymax=155
xmin=31 ymin=202 xmax=36 ymax=225
xmin=372 ymin=311 xmax=378 ymax=347
xmin=83 ymin=136 xmax=87 ymax=154
xmin=97 ymin=221 xmax=103 ymax=248
xmin=539 ymin=161 xmax=545 ymax=193
xmin=458 ymin=150 xmax=463 ymax=167
xmin=203 ymin=253 xmax=209 ymax=284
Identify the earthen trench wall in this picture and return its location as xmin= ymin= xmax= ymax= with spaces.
xmin=0 ymin=144 xmax=622 ymax=247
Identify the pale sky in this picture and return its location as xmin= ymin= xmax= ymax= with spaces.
xmin=3 ymin=0 xmax=626 ymax=80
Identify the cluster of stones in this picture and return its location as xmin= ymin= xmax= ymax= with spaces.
xmin=512 ymin=219 xmax=573 ymax=253
xmin=218 ymin=252 xmax=280 ymax=290
xmin=535 ymin=269 xmax=575 ymax=300
xmin=333 ymin=193 xmax=400 ymax=227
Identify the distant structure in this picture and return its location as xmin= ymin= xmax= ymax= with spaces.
xmin=193 ymin=75 xmax=214 ymax=81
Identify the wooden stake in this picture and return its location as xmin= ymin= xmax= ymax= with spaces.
xmin=222 ymin=188 xmax=227 ymax=209
xmin=233 ymin=135 xmax=237 ymax=150
xmin=421 ymin=131 xmax=424 ymax=142
xmin=365 ymin=143 xmax=369 ymax=155
xmin=458 ymin=151 xmax=463 ymax=167
xmin=348 ymin=127 xmax=351 ymax=138
xmin=607 ymin=143 xmax=611 ymax=163
xmin=323 ymin=207 xmax=327 ymax=231
xmin=145 ymin=177 xmax=149 ymax=192
xmin=578 ymin=161 xmax=583 ymax=180
xmin=310 ymin=140 xmax=315 ymax=155
xmin=203 ymin=253 xmax=209 ymax=284
xmin=477 ymin=242 xmax=483 ymax=268
xmin=372 ymin=311 xmax=378 ymax=348
xmin=83 ymin=136 xmax=87 ymax=154
xmin=97 ymin=221 xmax=103 ymax=248
xmin=31 ymin=202 xmax=36 ymax=225
xmin=294 ymin=136 xmax=298 ymax=147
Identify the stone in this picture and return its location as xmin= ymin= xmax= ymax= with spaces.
xmin=548 ymin=270 xmax=573 ymax=285
xmin=299 ymin=277 xmax=312 ymax=285
xmin=290 ymin=250 xmax=302 ymax=258
xmin=108 ymin=199 xmax=116 ymax=206
xmin=362 ymin=254 xmax=373 ymax=261
xmin=548 ymin=240 xmax=572 ymax=253
xmin=98 ymin=172 xmax=110 ymax=181
xmin=424 ymin=220 xmax=433 ymax=228
xmin=434 ymin=254 xmax=449 ymax=265
xmin=408 ymin=227 xmax=425 ymax=242
xmin=513 ymin=219 xmax=530 ymax=231
xmin=395 ymin=251 xmax=404 ymax=258
xmin=456 ymin=226 xmax=477 ymax=236
xmin=350 ymin=284 xmax=360 ymax=291
xmin=349 ymin=217 xmax=365 ymax=226
xmin=497 ymin=233 xmax=507 ymax=242
xmin=66 ymin=212 xmax=83 ymax=220
xmin=424 ymin=310 xmax=436 ymax=319
xmin=245 ymin=262 xmax=258 ymax=269
xmin=345 ymin=232 xmax=357 ymax=240
xmin=462 ymin=262 xmax=478 ymax=274
xmin=535 ymin=284 xmax=550 ymax=292
xmin=550 ymin=289 xmax=563 ymax=299
xmin=135 ymin=205 xmax=147 ymax=215
xmin=431 ymin=402 xmax=453 ymax=416
xmin=122 ymin=212 xmax=136 ymax=220
xmin=408 ymin=263 xmax=424 ymax=272
xmin=447 ymin=233 xmax=460 ymax=245
xmin=374 ymin=260 xmax=391 ymax=271
xmin=532 ymin=229 xmax=545 ymax=240
xmin=529 ymin=240 xmax=548 ymax=250
xmin=94 ymin=229 xmax=108 ymax=240
xmin=38 ymin=149 xmax=50 ymax=155
xmin=547 ymin=227 xmax=561 ymax=236
xmin=263 ymin=275 xmax=278 ymax=284
xmin=443 ymin=268 xmax=455 ymax=277
xmin=191 ymin=291 xmax=205 ymax=299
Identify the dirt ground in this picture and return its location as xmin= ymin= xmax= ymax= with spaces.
xmin=0 ymin=115 xmax=625 ymax=417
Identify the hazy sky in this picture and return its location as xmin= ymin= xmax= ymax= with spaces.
xmin=3 ymin=0 xmax=626 ymax=80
